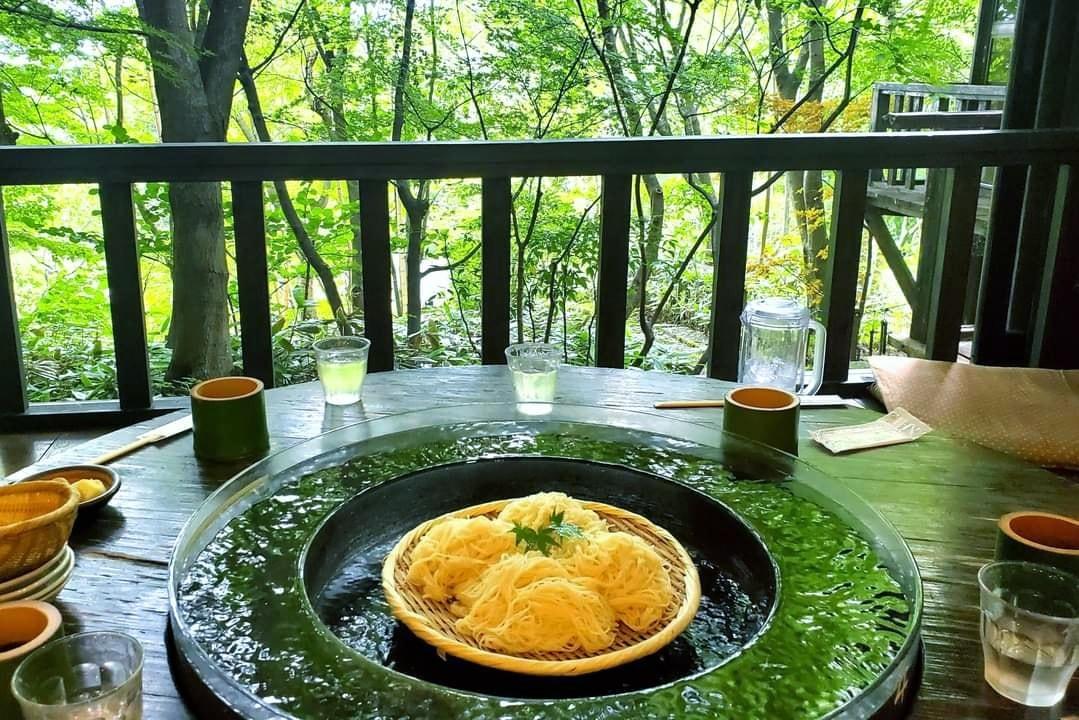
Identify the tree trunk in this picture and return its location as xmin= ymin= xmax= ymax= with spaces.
xmin=391 ymin=0 xmax=431 ymax=336
xmin=136 ymin=0 xmax=251 ymax=380
xmin=237 ymin=54 xmax=347 ymax=330
xmin=802 ymin=7 xmax=829 ymax=291
xmin=167 ymin=182 xmax=233 ymax=377
xmin=348 ymin=180 xmax=363 ymax=314
xmin=768 ymin=0 xmax=829 ymax=304
xmin=625 ymin=175 xmax=665 ymax=318
xmin=405 ymin=198 xmax=426 ymax=337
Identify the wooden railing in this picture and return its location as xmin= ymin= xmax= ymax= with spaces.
xmin=870 ymin=83 xmax=1006 ymax=190
xmin=2 ymin=130 xmax=1078 ymax=428
xmin=866 ymin=83 xmax=1007 ymax=353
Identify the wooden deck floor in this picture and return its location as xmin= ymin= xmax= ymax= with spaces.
xmin=866 ymin=181 xmax=993 ymax=235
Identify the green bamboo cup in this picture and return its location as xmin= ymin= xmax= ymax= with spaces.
xmin=190 ymin=377 xmax=270 ymax=462
xmin=996 ymin=511 xmax=1079 ymax=577
xmin=0 ymin=601 xmax=63 ymax=718
xmin=722 ymin=386 xmax=800 ymax=456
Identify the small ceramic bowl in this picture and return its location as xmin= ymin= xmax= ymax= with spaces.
xmin=19 ymin=465 xmax=120 ymax=513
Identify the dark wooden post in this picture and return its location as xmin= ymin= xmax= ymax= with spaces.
xmin=481 ymin=177 xmax=511 ymax=364
xmin=1009 ymin=0 xmax=1079 ymax=344
xmin=99 ymin=182 xmax=152 ymax=410
xmin=708 ymin=171 xmax=752 ymax=381
xmin=910 ymin=169 xmax=946 ymax=344
xmin=1031 ymin=164 xmax=1079 ymax=368
xmin=595 ymin=175 xmax=631 ymax=368
xmin=359 ymin=180 xmax=395 ymax=371
xmin=232 ymin=181 xmax=274 ymax=387
xmin=970 ymin=0 xmax=998 ymax=85
xmin=973 ymin=0 xmax=1051 ymax=365
xmin=821 ymin=169 xmax=869 ymax=382
xmin=925 ymin=168 xmax=982 ymax=360
xmin=0 ymin=188 xmax=26 ymax=413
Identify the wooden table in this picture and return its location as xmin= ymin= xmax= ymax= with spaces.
xmin=8 ymin=367 xmax=1078 ymax=719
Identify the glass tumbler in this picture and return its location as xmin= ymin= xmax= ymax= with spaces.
xmin=12 ymin=631 xmax=144 ymax=719
xmin=505 ymin=343 xmax=560 ymax=405
xmin=978 ymin=561 xmax=1079 ymax=707
xmin=313 ymin=336 xmax=371 ymax=405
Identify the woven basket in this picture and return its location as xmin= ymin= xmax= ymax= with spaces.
xmin=0 ymin=480 xmax=78 ymax=582
xmin=382 ymin=498 xmax=701 ymax=676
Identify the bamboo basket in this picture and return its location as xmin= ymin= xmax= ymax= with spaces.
xmin=0 ymin=480 xmax=78 ymax=582
xmin=382 ymin=498 xmax=701 ymax=676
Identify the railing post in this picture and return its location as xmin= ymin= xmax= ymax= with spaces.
xmin=481 ymin=177 xmax=511 ymax=364
xmin=0 ymin=188 xmax=26 ymax=413
xmin=359 ymin=180 xmax=395 ymax=371
xmin=869 ymin=88 xmax=890 ymax=184
xmin=595 ymin=175 xmax=631 ymax=368
xmin=925 ymin=167 xmax=981 ymax=360
xmin=821 ymin=169 xmax=869 ymax=382
xmin=910 ymin=168 xmax=946 ymax=343
xmin=232 ymin=181 xmax=274 ymax=387
xmin=708 ymin=171 xmax=752 ymax=380
xmin=99 ymin=182 xmax=152 ymax=410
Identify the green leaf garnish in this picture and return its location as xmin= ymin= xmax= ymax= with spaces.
xmin=509 ymin=510 xmax=583 ymax=556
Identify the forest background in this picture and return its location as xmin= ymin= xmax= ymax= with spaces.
xmin=0 ymin=0 xmax=980 ymax=401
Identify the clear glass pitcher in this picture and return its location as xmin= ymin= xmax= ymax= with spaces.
xmin=738 ymin=297 xmax=826 ymax=395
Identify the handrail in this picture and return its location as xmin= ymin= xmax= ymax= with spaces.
xmin=2 ymin=128 xmax=1078 ymax=428
xmin=1 ymin=130 xmax=1077 ymax=184
xmin=872 ymin=82 xmax=1006 ymax=101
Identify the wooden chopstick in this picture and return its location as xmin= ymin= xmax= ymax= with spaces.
xmin=653 ymin=400 xmax=725 ymax=409
xmin=654 ymin=395 xmax=852 ymax=409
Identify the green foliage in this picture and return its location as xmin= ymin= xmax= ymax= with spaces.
xmin=1 ymin=0 xmax=982 ymax=402
xmin=510 ymin=510 xmax=584 ymax=555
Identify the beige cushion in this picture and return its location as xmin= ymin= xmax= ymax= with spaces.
xmin=869 ymin=356 xmax=1079 ymax=469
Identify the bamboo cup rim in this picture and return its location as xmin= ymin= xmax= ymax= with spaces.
xmin=191 ymin=377 xmax=264 ymax=402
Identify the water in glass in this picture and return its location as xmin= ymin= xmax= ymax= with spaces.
xmin=978 ymin=561 xmax=1079 ymax=707
xmin=313 ymin=336 xmax=371 ymax=406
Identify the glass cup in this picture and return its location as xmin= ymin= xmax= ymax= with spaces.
xmin=313 ymin=336 xmax=371 ymax=406
xmin=505 ymin=343 xmax=560 ymax=407
xmin=12 ymin=631 xmax=144 ymax=719
xmin=978 ymin=561 xmax=1079 ymax=707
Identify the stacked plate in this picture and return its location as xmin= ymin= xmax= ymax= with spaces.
xmin=0 ymin=545 xmax=74 ymax=603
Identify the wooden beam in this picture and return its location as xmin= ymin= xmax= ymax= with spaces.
xmin=595 ymin=175 xmax=631 ymax=368
xmin=0 ymin=188 xmax=26 ymax=413
xmin=481 ymin=177 xmax=511 ymax=364
xmin=925 ymin=168 xmax=982 ymax=360
xmin=708 ymin=171 xmax=752 ymax=381
xmin=883 ymin=111 xmax=1001 ymax=131
xmin=1 ymin=131 xmax=1077 ymax=185
xmin=231 ymin=181 xmax=274 ymax=387
xmin=0 ymin=397 xmax=186 ymax=433
xmin=822 ymin=170 xmax=869 ymax=382
xmin=864 ymin=209 xmax=916 ymax=307
xmin=358 ymin=180 xmax=395 ymax=372
xmin=99 ymin=182 xmax=152 ymax=411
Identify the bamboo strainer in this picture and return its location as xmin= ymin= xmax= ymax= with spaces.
xmin=0 ymin=480 xmax=78 ymax=582
xmin=382 ymin=498 xmax=701 ymax=676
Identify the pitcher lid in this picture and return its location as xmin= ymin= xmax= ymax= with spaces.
xmin=741 ymin=297 xmax=811 ymax=329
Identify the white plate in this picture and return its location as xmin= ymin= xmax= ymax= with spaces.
xmin=0 ymin=547 xmax=73 ymax=603
xmin=0 ymin=544 xmax=69 ymax=594
xmin=26 ymin=559 xmax=74 ymax=602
